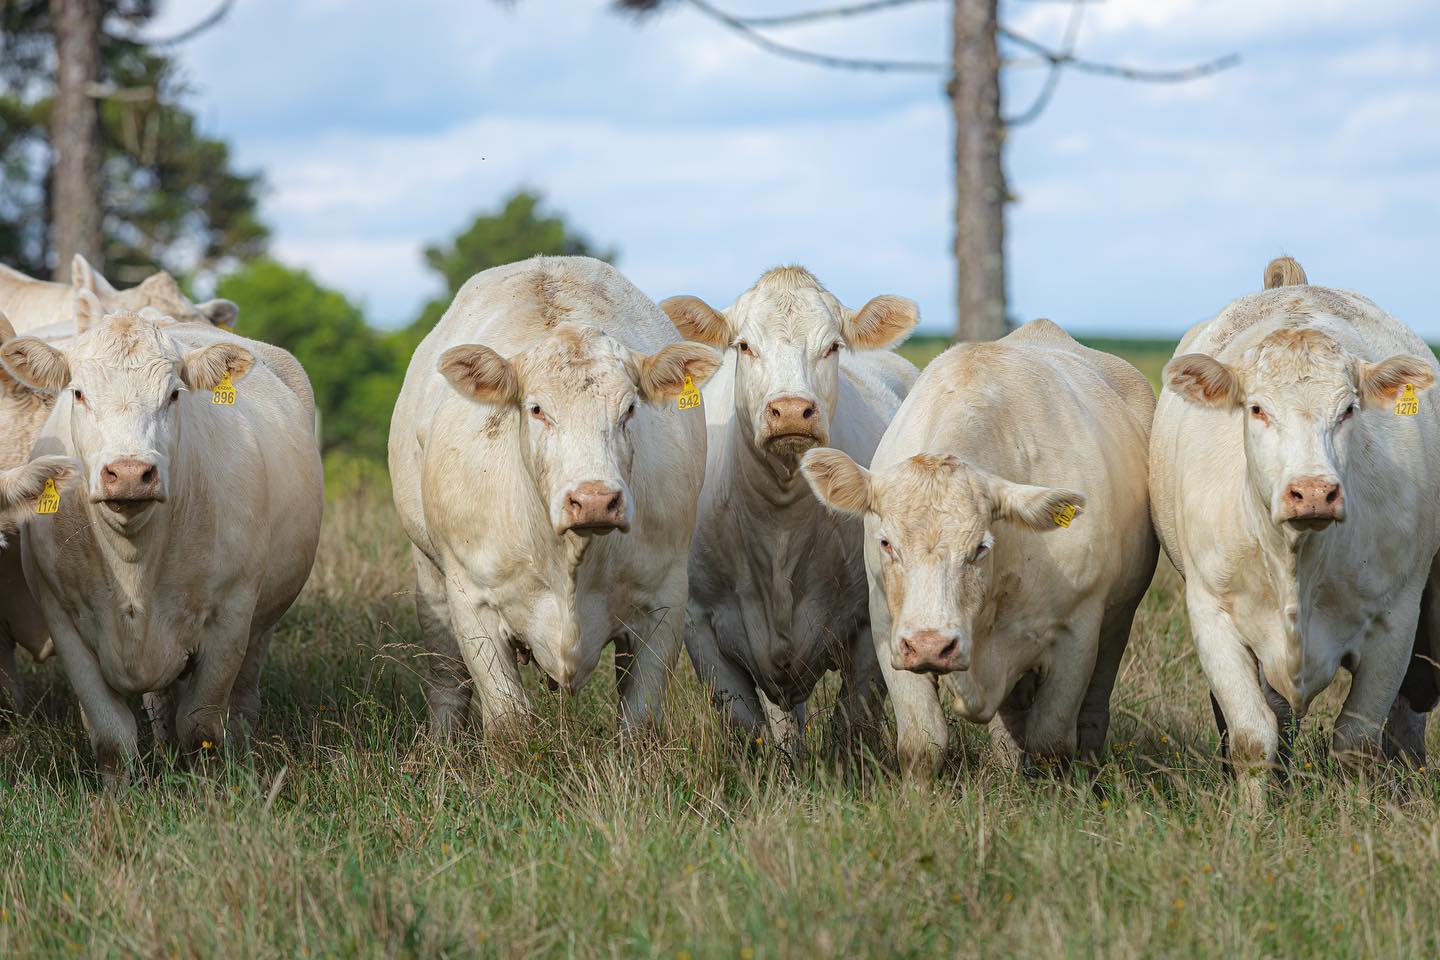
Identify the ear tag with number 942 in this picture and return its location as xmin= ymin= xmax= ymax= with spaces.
xmin=212 ymin=373 xmax=237 ymax=406
xmin=677 ymin=375 xmax=701 ymax=411
xmin=1395 ymin=383 xmax=1419 ymax=416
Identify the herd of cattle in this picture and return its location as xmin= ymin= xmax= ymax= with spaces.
xmin=0 ymin=252 xmax=1437 ymax=793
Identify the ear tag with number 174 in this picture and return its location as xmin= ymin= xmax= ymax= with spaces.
xmin=35 ymin=478 xmax=60 ymax=515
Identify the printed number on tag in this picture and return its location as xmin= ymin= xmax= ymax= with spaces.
xmin=212 ymin=373 xmax=237 ymax=406
xmin=1395 ymin=383 xmax=1419 ymax=417
xmin=1052 ymin=503 xmax=1077 ymax=528
xmin=35 ymin=478 xmax=60 ymax=515
xmin=677 ymin=375 xmax=702 ymax=411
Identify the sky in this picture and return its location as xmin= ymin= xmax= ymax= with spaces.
xmin=148 ymin=0 xmax=1440 ymax=337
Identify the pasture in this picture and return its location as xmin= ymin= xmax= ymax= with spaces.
xmin=2 ymin=340 xmax=1439 ymax=958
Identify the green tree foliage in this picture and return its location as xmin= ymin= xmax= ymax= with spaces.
xmin=399 ymin=191 xmax=616 ymax=353
xmin=0 ymin=1 xmax=265 ymax=280
xmin=215 ymin=260 xmax=395 ymax=461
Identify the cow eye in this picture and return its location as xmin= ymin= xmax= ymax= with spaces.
xmin=824 ymin=341 xmax=841 ymax=358
xmin=72 ymin=389 xmax=85 ymax=406
xmin=970 ymin=541 xmax=990 ymax=563
xmin=1339 ymin=403 xmax=1356 ymax=423
xmin=529 ymin=403 xmax=547 ymax=424
xmin=622 ymin=401 xmax=637 ymax=425
xmin=1248 ymin=403 xmax=1268 ymax=423
xmin=169 ymin=388 xmax=181 ymax=404
xmin=878 ymin=536 xmax=895 ymax=558
xmin=736 ymin=340 xmax=752 ymax=356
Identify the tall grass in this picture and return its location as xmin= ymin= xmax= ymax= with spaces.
xmin=1 ymin=468 xmax=1437 ymax=957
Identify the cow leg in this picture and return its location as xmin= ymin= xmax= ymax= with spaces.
xmin=172 ymin=616 xmax=251 ymax=760
xmin=446 ymin=583 xmax=530 ymax=742
xmin=1024 ymin=609 xmax=1103 ymax=767
xmin=614 ymin=572 xmax=686 ymax=732
xmin=1188 ymin=588 xmax=1277 ymax=806
xmin=868 ymin=580 xmax=947 ymax=778
xmin=1333 ymin=605 xmax=1420 ymax=769
xmin=1076 ymin=596 xmax=1141 ymax=762
xmin=759 ymin=689 xmax=804 ymax=759
xmin=0 ymin=636 xmax=22 ymax=715
xmin=230 ymin=624 xmax=275 ymax=737
xmin=144 ymin=688 xmax=178 ymax=749
xmin=1386 ymin=567 xmax=1440 ymax=765
xmin=685 ymin=613 xmax=766 ymax=738
xmin=831 ymin=625 xmax=888 ymax=764
xmin=411 ymin=549 xmax=471 ymax=740
xmin=988 ymin=676 xmax=1035 ymax=771
xmin=42 ymin=604 xmax=137 ymax=788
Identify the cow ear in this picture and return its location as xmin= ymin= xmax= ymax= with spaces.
xmin=660 ymin=296 xmax=730 ymax=347
xmin=0 ymin=456 xmax=76 ymax=518
xmin=989 ymin=478 xmax=1085 ymax=533
xmin=1357 ymin=354 xmax=1436 ymax=406
xmin=182 ymin=343 xmax=254 ymax=391
xmin=1164 ymin=353 xmax=1242 ymax=407
xmin=1 ymin=337 xmax=70 ymax=393
xmin=198 ymin=298 xmax=239 ymax=330
xmin=1263 ymin=256 xmax=1308 ymax=290
xmin=71 ymin=254 xmax=115 ymax=296
xmin=801 ymin=447 xmax=872 ymax=515
xmin=74 ymin=288 xmax=104 ymax=334
xmin=639 ymin=342 xmax=721 ymax=402
xmin=843 ymin=295 xmax=918 ymax=350
xmin=439 ymin=344 xmax=519 ymax=405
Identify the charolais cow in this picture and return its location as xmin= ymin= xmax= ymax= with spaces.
xmin=0 ymin=454 xmax=74 ymax=706
xmin=1151 ymin=257 xmax=1440 ymax=786
xmin=0 ymin=255 xmax=237 ymax=335
xmin=388 ymin=256 xmax=720 ymax=741
xmin=659 ymin=266 xmax=918 ymax=755
xmin=0 ymin=292 xmax=321 ymax=784
xmin=803 ymin=319 xmax=1157 ymax=776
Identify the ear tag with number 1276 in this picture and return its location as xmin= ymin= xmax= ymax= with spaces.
xmin=1395 ymin=383 xmax=1419 ymax=416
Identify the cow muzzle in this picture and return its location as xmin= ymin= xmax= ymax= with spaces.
xmin=560 ymin=481 xmax=628 ymax=535
xmin=895 ymin=629 xmax=970 ymax=674
xmin=96 ymin=458 xmax=165 ymax=507
xmin=1278 ymin=475 xmax=1344 ymax=529
xmin=761 ymin=394 xmax=825 ymax=457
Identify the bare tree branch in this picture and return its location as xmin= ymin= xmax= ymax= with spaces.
xmin=1004 ymin=0 xmax=1083 ymax=126
xmin=723 ymin=0 xmax=940 ymax=29
xmin=680 ymin=0 xmax=949 ymax=73
xmin=999 ymin=25 xmax=1240 ymax=84
xmin=124 ymin=0 xmax=235 ymax=47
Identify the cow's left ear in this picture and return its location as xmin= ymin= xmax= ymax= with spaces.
xmin=639 ymin=342 xmax=722 ymax=402
xmin=438 ymin=344 xmax=520 ymax=405
xmin=182 ymin=343 xmax=254 ymax=391
xmin=70 ymin=254 xmax=116 ymax=296
xmin=1 ymin=337 xmax=70 ymax=393
xmin=1357 ymin=354 xmax=1436 ymax=406
xmin=1164 ymin=353 xmax=1242 ymax=407
xmin=198 ymin=299 xmax=239 ymax=330
xmin=842 ymin=295 xmax=918 ymax=350
xmin=989 ymin=477 xmax=1086 ymax=533
xmin=800 ymin=447 xmax=872 ymax=515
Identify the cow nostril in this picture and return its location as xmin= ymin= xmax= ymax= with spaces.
xmin=1325 ymin=487 xmax=1339 ymax=503
xmin=606 ymin=493 xmax=621 ymax=513
xmin=802 ymin=406 xmax=814 ymax=419
xmin=939 ymin=638 xmax=957 ymax=661
xmin=141 ymin=467 xmax=156 ymax=486
xmin=1288 ymin=486 xmax=1305 ymax=501
xmin=103 ymin=468 xmax=118 ymax=485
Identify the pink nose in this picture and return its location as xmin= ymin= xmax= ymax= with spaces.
xmin=897 ymin=630 xmax=968 ymax=673
xmin=100 ymin=459 xmax=161 ymax=501
xmin=1281 ymin=476 xmax=1343 ymax=524
xmin=562 ymin=482 xmax=627 ymax=532
xmin=764 ymin=395 xmax=818 ymax=438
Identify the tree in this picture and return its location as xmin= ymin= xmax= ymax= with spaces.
xmin=215 ymin=259 xmax=398 ymax=461
xmin=397 ymin=190 xmax=617 ymax=352
xmin=49 ymin=0 xmax=103 ymax=279
xmin=0 ymin=0 xmax=264 ymax=282
xmin=616 ymin=0 xmax=1236 ymax=341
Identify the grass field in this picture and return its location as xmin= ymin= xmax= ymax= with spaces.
xmin=4 ymin=343 xmax=1440 ymax=958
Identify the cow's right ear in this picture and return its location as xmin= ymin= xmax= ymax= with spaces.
xmin=0 ymin=337 xmax=70 ymax=393
xmin=801 ymin=448 xmax=872 ymax=515
xmin=74 ymin=287 xmax=104 ymax=334
xmin=660 ymin=296 xmax=730 ymax=347
xmin=0 ymin=456 xmax=76 ymax=518
xmin=439 ymin=344 xmax=520 ymax=405
xmin=71 ymin=254 xmax=116 ymax=296
xmin=1164 ymin=353 xmax=1242 ymax=407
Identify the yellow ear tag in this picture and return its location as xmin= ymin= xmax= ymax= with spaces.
xmin=1052 ymin=503 xmax=1077 ymax=528
xmin=212 ymin=373 xmax=237 ymax=406
xmin=1395 ymin=383 xmax=1419 ymax=416
xmin=677 ymin=375 xmax=702 ymax=411
xmin=35 ymin=478 xmax=60 ymax=515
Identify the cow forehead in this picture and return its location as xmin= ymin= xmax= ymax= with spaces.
xmin=1242 ymin=326 xmax=1352 ymax=392
xmin=731 ymin=267 xmax=845 ymax=343
xmin=874 ymin=456 xmax=991 ymax=548
xmin=71 ymin=313 xmax=181 ymax=376
xmin=517 ymin=324 xmax=637 ymax=395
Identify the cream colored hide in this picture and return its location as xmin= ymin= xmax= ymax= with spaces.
xmin=804 ymin=320 xmax=1157 ymax=775
xmin=0 ymin=255 xmax=237 ymax=335
xmin=1 ymin=308 xmax=321 ymax=785
xmin=388 ymin=256 xmax=719 ymax=740
xmin=661 ymin=266 xmax=918 ymax=753
xmin=1150 ymin=258 xmax=1440 ymax=777
xmin=0 ymin=455 xmax=74 ymax=707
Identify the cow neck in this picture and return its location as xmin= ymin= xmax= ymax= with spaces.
xmin=84 ymin=486 xmax=177 ymax=574
xmin=728 ymin=416 xmax=816 ymax=512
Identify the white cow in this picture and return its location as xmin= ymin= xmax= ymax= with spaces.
xmin=388 ymin=256 xmax=720 ymax=740
xmin=803 ymin=320 xmax=1157 ymax=775
xmin=0 ymin=255 xmax=237 ymax=334
xmin=1150 ymin=257 xmax=1440 ymax=781
xmin=660 ymin=266 xmax=918 ymax=754
xmin=0 ymin=293 xmax=322 ymax=783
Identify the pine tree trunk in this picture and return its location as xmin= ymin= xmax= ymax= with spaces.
xmin=951 ymin=0 xmax=1007 ymax=341
xmin=50 ymin=0 xmax=103 ymax=282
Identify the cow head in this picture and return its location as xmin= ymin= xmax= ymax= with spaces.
xmin=663 ymin=267 xmax=916 ymax=465
xmin=439 ymin=322 xmax=719 ymax=537
xmin=0 ymin=293 xmax=253 ymax=530
xmin=802 ymin=448 xmax=1083 ymax=675
xmin=1165 ymin=326 xmax=1434 ymax=531
xmin=73 ymin=255 xmax=239 ymax=330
